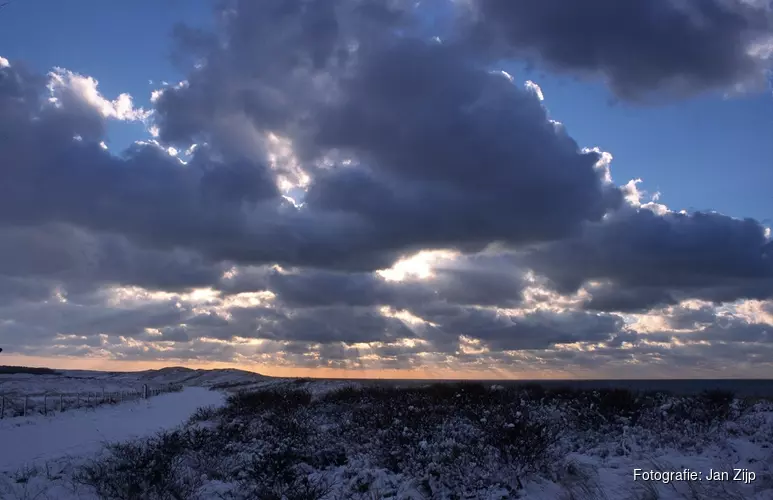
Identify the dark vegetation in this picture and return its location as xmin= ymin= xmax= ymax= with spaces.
xmin=0 ymin=365 xmax=59 ymax=375
xmin=74 ymin=383 xmax=750 ymax=499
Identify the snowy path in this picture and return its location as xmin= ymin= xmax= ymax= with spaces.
xmin=0 ymin=387 xmax=224 ymax=472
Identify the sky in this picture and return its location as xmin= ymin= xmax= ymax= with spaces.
xmin=0 ymin=0 xmax=772 ymax=379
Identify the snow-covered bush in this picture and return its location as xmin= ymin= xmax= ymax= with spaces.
xmin=74 ymin=383 xmax=773 ymax=500
xmin=75 ymin=430 xmax=204 ymax=500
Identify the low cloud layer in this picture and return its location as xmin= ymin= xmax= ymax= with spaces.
xmin=1 ymin=0 xmax=772 ymax=376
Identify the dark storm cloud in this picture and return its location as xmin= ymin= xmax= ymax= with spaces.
xmin=468 ymin=0 xmax=773 ymax=100
xmin=524 ymin=207 xmax=773 ymax=311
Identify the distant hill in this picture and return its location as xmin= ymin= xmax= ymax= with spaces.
xmin=131 ymin=367 xmax=271 ymax=388
xmin=0 ymin=365 xmax=60 ymax=375
xmin=0 ymin=366 xmax=273 ymax=396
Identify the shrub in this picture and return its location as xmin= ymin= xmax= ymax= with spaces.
xmin=223 ymin=389 xmax=311 ymax=419
xmin=188 ymin=404 xmax=220 ymax=424
xmin=75 ymin=430 xmax=201 ymax=500
xmin=73 ymin=383 xmax=764 ymax=499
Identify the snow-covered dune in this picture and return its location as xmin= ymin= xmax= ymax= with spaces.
xmin=0 ymin=366 xmax=269 ymax=396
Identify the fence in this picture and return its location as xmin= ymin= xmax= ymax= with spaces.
xmin=0 ymin=383 xmax=184 ymax=419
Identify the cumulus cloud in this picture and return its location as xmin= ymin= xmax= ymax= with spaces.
xmin=47 ymin=68 xmax=151 ymax=122
xmin=522 ymin=205 xmax=773 ymax=312
xmin=152 ymin=0 xmax=623 ymax=269
xmin=466 ymin=0 xmax=773 ymax=100
xmin=0 ymin=1 xmax=621 ymax=272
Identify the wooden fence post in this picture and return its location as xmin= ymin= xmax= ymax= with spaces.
xmin=23 ymin=396 xmax=27 ymax=417
xmin=1 ymin=395 xmax=4 ymax=419
xmin=43 ymin=395 xmax=47 ymax=416
xmin=59 ymin=394 xmax=63 ymax=412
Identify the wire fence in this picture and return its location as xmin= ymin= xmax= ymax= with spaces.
xmin=0 ymin=383 xmax=184 ymax=419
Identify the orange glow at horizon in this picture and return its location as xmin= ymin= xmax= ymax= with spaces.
xmin=0 ymin=354 xmax=579 ymax=380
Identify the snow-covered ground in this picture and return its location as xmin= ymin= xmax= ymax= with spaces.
xmin=0 ymin=368 xmax=340 ymax=499
xmin=0 ymin=386 xmax=226 ymax=499
xmin=0 ymin=366 xmax=269 ymax=419
xmin=0 ymin=387 xmax=224 ymax=471
xmin=0 ymin=372 xmax=772 ymax=499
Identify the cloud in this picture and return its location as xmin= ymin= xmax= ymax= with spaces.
xmin=466 ymin=0 xmax=773 ymax=100
xmin=260 ymin=252 xmax=526 ymax=310
xmin=2 ymin=268 xmax=773 ymax=376
xmin=304 ymin=41 xmax=622 ymax=254
xmin=1 ymin=1 xmax=773 ymax=376
xmin=524 ymin=80 xmax=544 ymax=101
xmin=48 ymin=68 xmax=151 ymax=122
xmin=5 ymin=273 xmax=772 ymax=376
xmin=0 ymin=1 xmax=622 ymax=273
xmin=521 ymin=204 xmax=773 ymax=312
xmin=0 ymin=224 xmax=225 ymax=298
xmin=403 ymin=304 xmax=625 ymax=351
xmin=154 ymin=0 xmax=622 ymax=265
